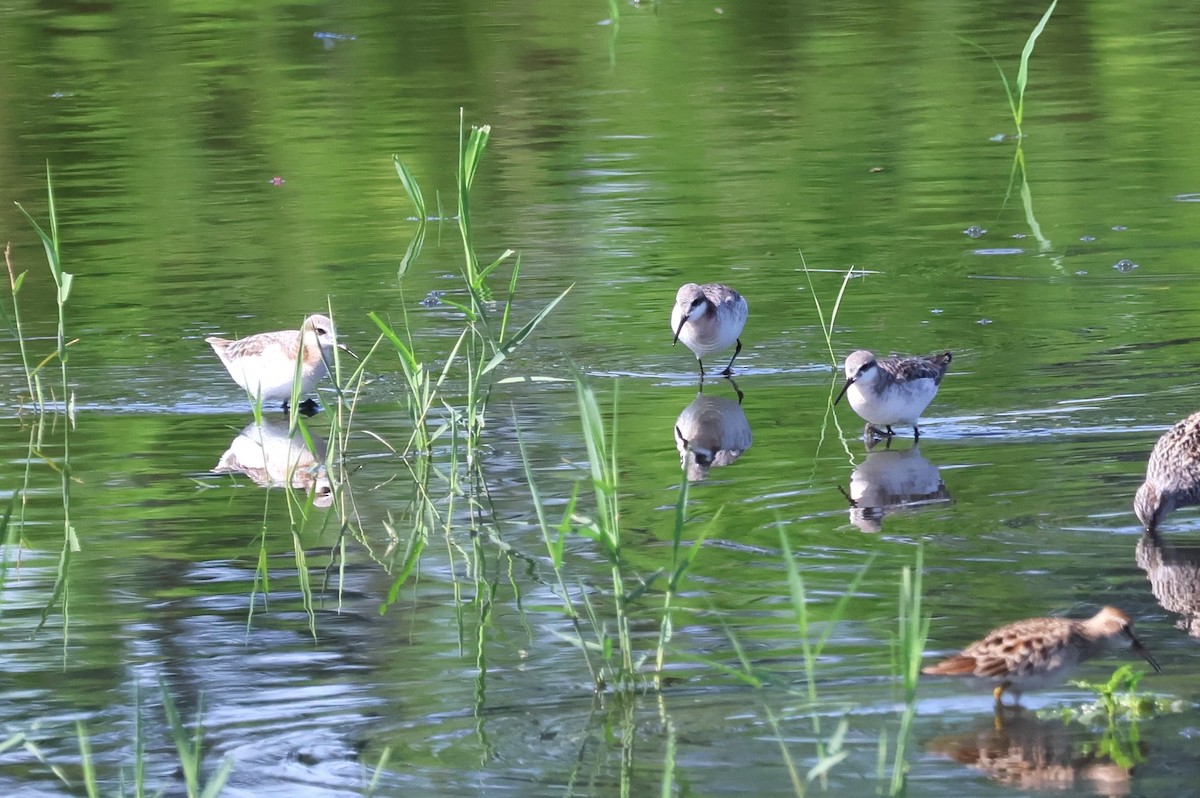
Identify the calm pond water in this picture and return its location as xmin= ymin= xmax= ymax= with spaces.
xmin=4 ymin=1 xmax=1200 ymax=795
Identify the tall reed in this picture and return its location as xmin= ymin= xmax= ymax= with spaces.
xmin=886 ymin=547 xmax=927 ymax=796
xmin=374 ymin=113 xmax=571 ymax=614
xmin=13 ymin=168 xmax=79 ymax=636
xmin=15 ymin=163 xmax=74 ymax=417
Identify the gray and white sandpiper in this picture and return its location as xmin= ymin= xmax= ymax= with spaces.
xmin=922 ymin=606 xmax=1161 ymax=706
xmin=206 ymin=314 xmax=347 ymax=409
xmin=834 ymin=350 xmax=951 ymax=440
xmin=1135 ymin=411 xmax=1200 ymax=535
xmin=670 ymin=283 xmax=748 ymax=377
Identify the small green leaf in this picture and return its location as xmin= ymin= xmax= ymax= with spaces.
xmin=480 ymin=284 xmax=573 ymax=375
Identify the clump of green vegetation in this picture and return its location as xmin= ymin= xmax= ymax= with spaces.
xmin=3 ymin=167 xmax=79 ymax=634
xmin=707 ymin=544 xmax=927 ymax=797
xmin=518 ymin=374 xmax=713 ymax=693
xmin=1061 ymin=664 xmax=1183 ymax=724
xmin=1030 ymin=665 xmax=1178 ymax=771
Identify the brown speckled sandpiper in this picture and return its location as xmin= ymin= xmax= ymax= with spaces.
xmin=1135 ymin=411 xmax=1200 ymax=534
xmin=922 ymin=606 xmax=1161 ymax=706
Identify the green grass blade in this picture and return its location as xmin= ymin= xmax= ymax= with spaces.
xmin=1015 ymin=0 xmax=1060 ymax=128
xmin=398 ymin=221 xmax=426 ymax=281
xmin=393 ymin=156 xmax=427 ymax=219
xmin=957 ymin=36 xmax=1018 ymax=127
xmin=480 ymin=284 xmax=573 ymax=376
xmin=476 ymin=248 xmax=516 ymax=286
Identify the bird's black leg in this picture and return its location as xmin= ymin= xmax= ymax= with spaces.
xmin=698 ymin=358 xmax=706 ymax=378
xmin=913 ymin=424 xmax=921 ymax=441
xmin=721 ymin=339 xmax=743 ymax=377
xmin=885 ymin=425 xmax=895 ymax=437
xmin=728 ymin=377 xmax=744 ymax=405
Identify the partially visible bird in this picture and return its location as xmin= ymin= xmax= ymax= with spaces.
xmin=834 ymin=350 xmax=951 ymax=440
xmin=921 ymin=606 xmax=1161 ymax=706
xmin=1135 ymin=411 xmax=1200 ymax=534
xmin=207 ymin=314 xmax=348 ymax=409
xmin=670 ymin=283 xmax=748 ymax=377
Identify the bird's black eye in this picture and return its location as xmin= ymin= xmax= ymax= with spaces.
xmin=316 ymin=326 xmax=328 ymax=335
xmin=691 ymin=297 xmax=706 ymax=310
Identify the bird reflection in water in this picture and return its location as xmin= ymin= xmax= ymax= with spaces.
xmin=1137 ymin=530 xmax=1200 ymax=637
xmin=673 ymin=382 xmax=752 ymax=482
xmin=926 ymin=709 xmax=1139 ymax=797
xmin=842 ymin=443 xmax=950 ymax=532
xmin=212 ymin=417 xmax=334 ymax=507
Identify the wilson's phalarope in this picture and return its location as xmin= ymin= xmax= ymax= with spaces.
xmin=206 ymin=314 xmax=347 ymax=409
xmin=1135 ymin=411 xmax=1200 ymax=534
xmin=834 ymin=350 xmax=951 ymax=440
xmin=922 ymin=606 xmax=1161 ymax=706
xmin=671 ymin=283 xmax=748 ymax=377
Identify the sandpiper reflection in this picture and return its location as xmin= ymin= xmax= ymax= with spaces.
xmin=844 ymin=444 xmax=950 ymax=532
xmin=673 ymin=385 xmax=752 ymax=482
xmin=1137 ymin=530 xmax=1200 ymax=637
xmin=926 ymin=709 xmax=1137 ymax=797
xmin=213 ymin=417 xmax=334 ymax=507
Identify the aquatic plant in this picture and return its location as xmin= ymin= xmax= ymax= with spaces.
xmin=885 ymin=547 xmax=928 ymax=796
xmin=1064 ymin=663 xmax=1181 ymax=724
xmin=961 ymin=1 xmax=1059 ymax=253
xmin=386 ymin=112 xmax=571 ymax=463
xmin=998 ymin=0 xmax=1058 ymax=138
xmin=799 ymin=253 xmax=859 ymax=369
xmin=7 ymin=168 xmax=79 ymax=637
xmin=2 ymin=243 xmax=34 ymax=402
xmin=14 ymin=163 xmax=75 ymax=417
xmin=20 ymin=682 xmax=233 ymax=797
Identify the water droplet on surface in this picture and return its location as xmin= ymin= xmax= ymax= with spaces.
xmin=977 ymin=318 xmax=992 ymax=325
xmin=1113 ymin=259 xmax=1138 ymax=272
xmin=1080 ymin=235 xmax=1096 ymax=242
xmin=1112 ymin=225 xmax=1127 ymax=231
xmin=1011 ymin=233 xmax=1027 ymax=239
xmin=963 ymin=226 xmax=987 ymax=239
xmin=1075 ymin=270 xmax=1088 ymax=276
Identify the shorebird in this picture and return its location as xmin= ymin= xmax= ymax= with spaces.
xmin=206 ymin=314 xmax=349 ymax=409
xmin=834 ymin=350 xmax=951 ymax=440
xmin=922 ymin=606 xmax=1161 ymax=706
xmin=670 ymin=283 xmax=748 ymax=377
xmin=1135 ymin=411 xmax=1200 ymax=534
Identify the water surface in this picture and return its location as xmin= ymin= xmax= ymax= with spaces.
xmin=3 ymin=1 xmax=1200 ymax=795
